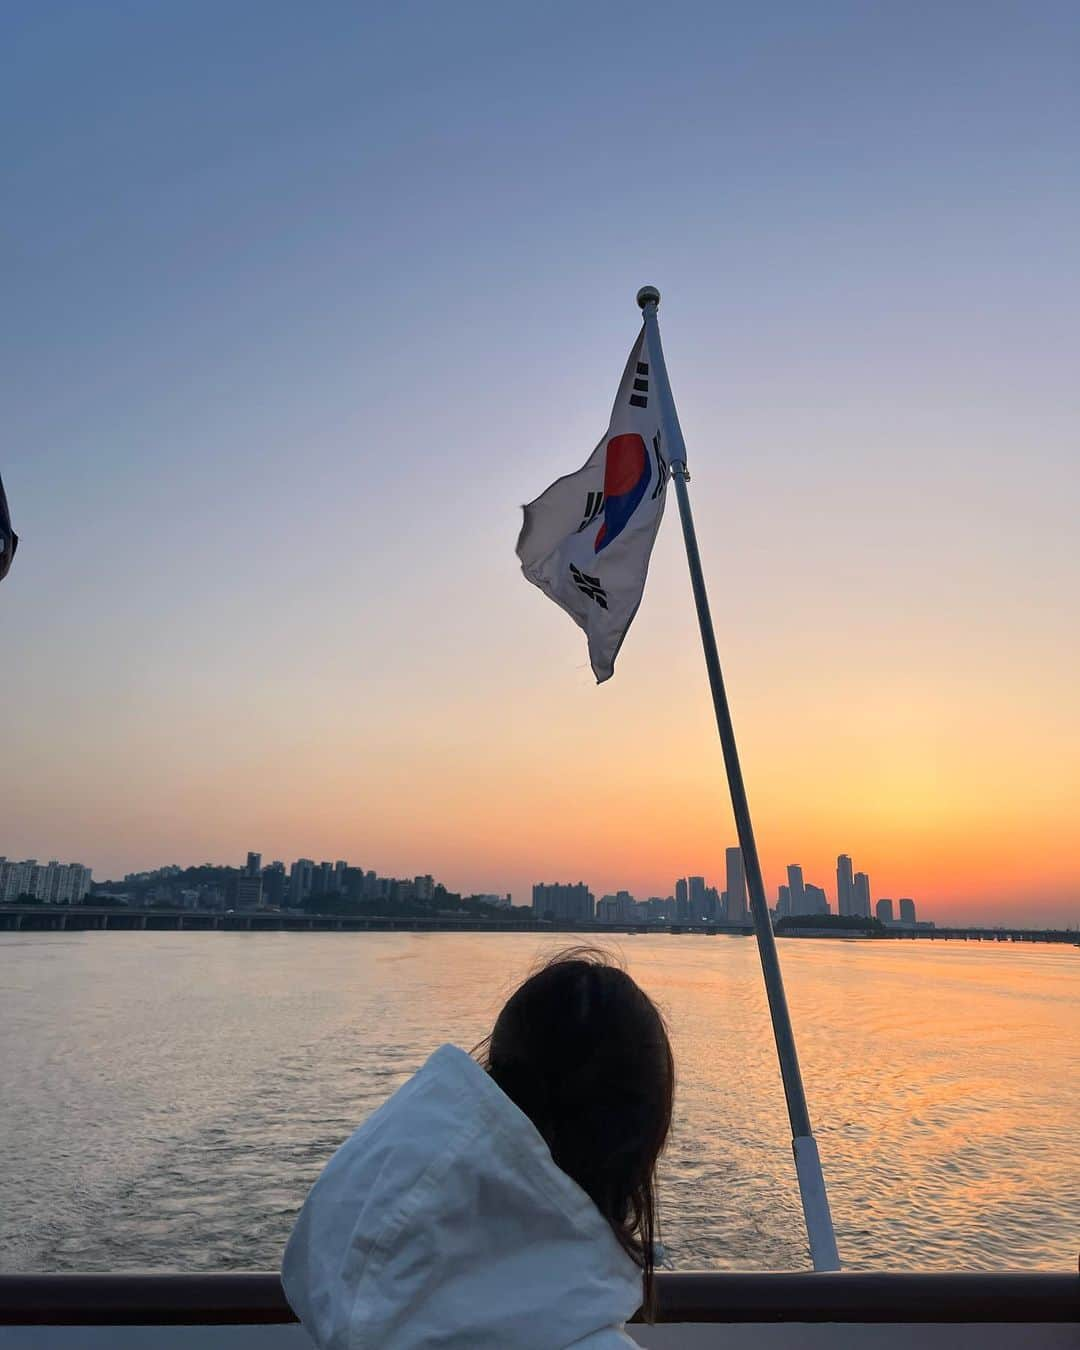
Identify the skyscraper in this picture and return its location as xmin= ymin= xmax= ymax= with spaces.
xmin=310 ymin=861 xmax=336 ymax=898
xmin=898 ymin=897 xmax=916 ymax=925
xmin=776 ymin=883 xmax=791 ymax=917
xmin=837 ymin=855 xmax=854 ymax=916
xmin=56 ymin=864 xmax=84 ymax=903
xmin=804 ymin=884 xmax=830 ymax=915
xmin=876 ymin=898 xmax=894 ymax=924
xmin=233 ymin=869 xmax=261 ymax=912
xmin=674 ymin=877 xmax=689 ymax=921
xmin=262 ymin=862 xmax=286 ymax=907
xmin=40 ymin=862 xmax=60 ymax=903
xmin=725 ymin=847 xmax=747 ymax=922
xmin=289 ymin=858 xmax=315 ymax=906
xmin=853 ymin=872 xmax=871 ymax=918
xmin=596 ymin=895 xmax=618 ymax=923
xmin=786 ymin=864 xmax=806 ymax=915
xmin=0 ymin=859 xmax=32 ymax=901
xmin=704 ymin=886 xmax=721 ymax=920
xmin=688 ymin=876 xmax=707 ymax=921
xmin=246 ymin=852 xmax=262 ymax=878
xmin=531 ymin=882 xmax=594 ymax=922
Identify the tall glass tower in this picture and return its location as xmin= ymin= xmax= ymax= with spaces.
xmin=837 ymin=854 xmax=854 ymax=916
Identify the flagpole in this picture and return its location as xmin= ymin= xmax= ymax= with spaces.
xmin=637 ymin=285 xmax=841 ymax=1273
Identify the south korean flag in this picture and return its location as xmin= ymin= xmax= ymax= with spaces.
xmin=0 ymin=472 xmax=17 ymax=583
xmin=516 ymin=327 xmax=668 ymax=682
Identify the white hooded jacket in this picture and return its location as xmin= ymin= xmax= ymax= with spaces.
xmin=281 ymin=1044 xmax=644 ymax=1349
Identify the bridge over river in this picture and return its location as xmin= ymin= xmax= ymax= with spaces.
xmin=1 ymin=905 xmax=1075 ymax=945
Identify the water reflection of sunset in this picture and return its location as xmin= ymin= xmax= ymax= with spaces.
xmin=5 ymin=932 xmax=1073 ymax=1272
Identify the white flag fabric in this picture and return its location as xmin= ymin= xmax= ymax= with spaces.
xmin=516 ymin=327 xmax=669 ymax=682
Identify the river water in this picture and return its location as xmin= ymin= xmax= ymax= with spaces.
xmin=0 ymin=931 xmax=1075 ymax=1273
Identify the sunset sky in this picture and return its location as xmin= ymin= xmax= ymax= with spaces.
xmin=4 ymin=3 xmax=1078 ymax=926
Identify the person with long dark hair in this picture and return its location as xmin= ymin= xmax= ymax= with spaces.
xmin=282 ymin=948 xmax=675 ymax=1348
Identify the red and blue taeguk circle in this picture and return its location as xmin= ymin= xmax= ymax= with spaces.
xmin=594 ymin=434 xmax=651 ymax=553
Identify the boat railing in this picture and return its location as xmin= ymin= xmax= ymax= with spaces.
xmin=0 ymin=1270 xmax=1075 ymax=1326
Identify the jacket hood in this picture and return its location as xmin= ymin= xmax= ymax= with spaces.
xmin=281 ymin=1043 xmax=643 ymax=1349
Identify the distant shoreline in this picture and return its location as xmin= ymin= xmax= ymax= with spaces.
xmin=1 ymin=905 xmax=1075 ymax=946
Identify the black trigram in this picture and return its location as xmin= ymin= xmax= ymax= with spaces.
xmin=630 ymin=360 xmax=649 ymax=409
xmin=651 ymin=430 xmax=668 ymax=500
xmin=576 ymin=490 xmax=605 ymax=533
xmin=570 ymin=563 xmax=608 ymax=609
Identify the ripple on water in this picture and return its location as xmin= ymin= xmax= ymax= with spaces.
xmin=0 ymin=932 xmax=1076 ymax=1273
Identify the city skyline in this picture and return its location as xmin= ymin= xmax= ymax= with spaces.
xmin=8 ymin=843 xmax=1080 ymax=934
xmin=0 ymin=842 xmax=995 ymax=930
xmin=5 ymin=833 xmax=1078 ymax=928
xmin=4 ymin=7 xmax=1078 ymax=931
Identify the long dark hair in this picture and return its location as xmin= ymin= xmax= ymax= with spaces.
xmin=478 ymin=948 xmax=674 ymax=1317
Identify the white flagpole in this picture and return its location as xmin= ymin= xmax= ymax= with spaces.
xmin=637 ymin=285 xmax=841 ymax=1272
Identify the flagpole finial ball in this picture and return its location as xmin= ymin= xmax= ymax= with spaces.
xmin=636 ymin=285 xmax=661 ymax=310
